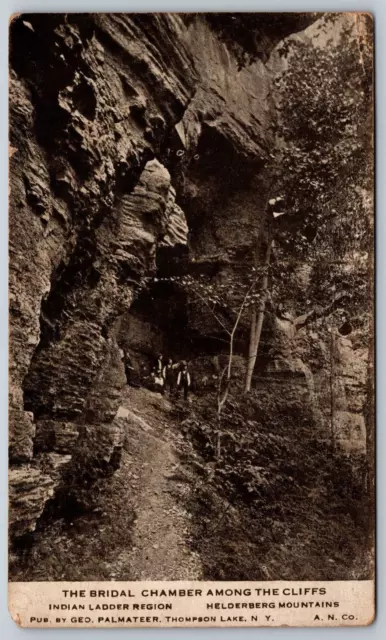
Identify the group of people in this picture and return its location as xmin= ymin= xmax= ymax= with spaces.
xmin=149 ymin=354 xmax=192 ymax=401
xmin=120 ymin=348 xmax=192 ymax=401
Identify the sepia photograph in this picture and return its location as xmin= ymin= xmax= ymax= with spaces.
xmin=8 ymin=10 xmax=374 ymax=627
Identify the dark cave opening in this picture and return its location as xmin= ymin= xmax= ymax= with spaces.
xmin=72 ymin=78 xmax=97 ymax=121
xmin=118 ymin=236 xmax=234 ymax=374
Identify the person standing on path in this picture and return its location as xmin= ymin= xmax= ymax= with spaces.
xmin=163 ymin=358 xmax=177 ymax=396
xmin=177 ymin=362 xmax=191 ymax=401
xmin=155 ymin=353 xmax=164 ymax=375
xmin=122 ymin=349 xmax=140 ymax=387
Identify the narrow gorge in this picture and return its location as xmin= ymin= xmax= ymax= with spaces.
xmin=9 ymin=13 xmax=373 ymax=582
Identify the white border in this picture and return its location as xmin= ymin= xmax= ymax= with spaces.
xmin=1 ymin=1 xmax=383 ymax=637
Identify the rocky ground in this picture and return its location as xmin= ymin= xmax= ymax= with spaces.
xmin=9 ymin=387 xmax=203 ymax=582
xmin=9 ymin=381 xmax=371 ymax=583
xmin=110 ymin=388 xmax=202 ymax=580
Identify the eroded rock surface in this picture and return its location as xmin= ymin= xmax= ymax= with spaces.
xmin=10 ymin=12 xmax=347 ymax=538
xmin=9 ymin=13 xmax=199 ymax=534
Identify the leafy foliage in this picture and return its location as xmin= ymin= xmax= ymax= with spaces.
xmin=268 ymin=15 xmax=373 ymax=336
xmin=184 ymin=389 xmax=371 ymax=580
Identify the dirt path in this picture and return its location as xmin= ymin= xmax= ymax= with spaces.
xmin=10 ymin=386 xmax=202 ymax=582
xmin=110 ymin=387 xmax=202 ymax=580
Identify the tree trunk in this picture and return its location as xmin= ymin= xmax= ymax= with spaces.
xmin=244 ymin=239 xmax=272 ymax=393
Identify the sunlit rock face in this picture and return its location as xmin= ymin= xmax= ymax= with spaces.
xmin=9 ymin=12 xmax=324 ymax=536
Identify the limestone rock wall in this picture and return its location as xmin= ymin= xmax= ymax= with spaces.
xmin=9 ymin=12 xmax=322 ymax=537
xmin=9 ymin=13 xmax=197 ymax=536
xmin=255 ymin=314 xmax=368 ymax=454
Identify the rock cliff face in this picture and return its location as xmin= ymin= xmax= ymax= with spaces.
xmin=253 ymin=311 xmax=369 ymax=452
xmin=9 ymin=12 xmax=331 ymax=537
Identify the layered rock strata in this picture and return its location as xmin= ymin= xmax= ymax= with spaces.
xmin=9 ymin=12 xmax=320 ymax=536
